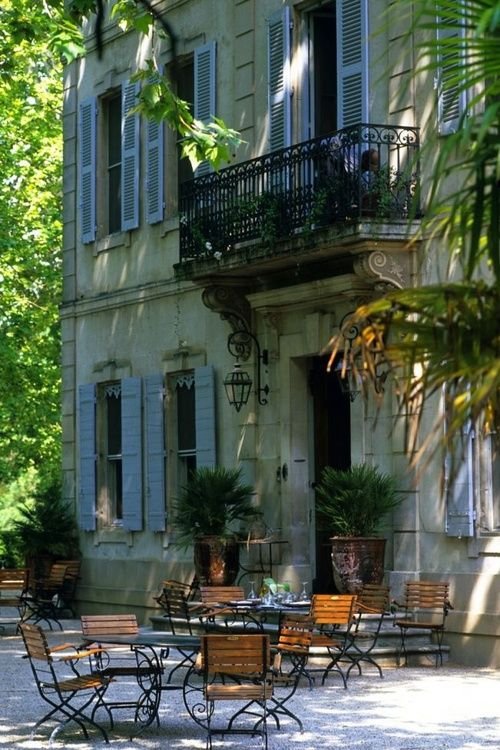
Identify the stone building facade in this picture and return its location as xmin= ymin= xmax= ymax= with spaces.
xmin=61 ymin=0 xmax=499 ymax=666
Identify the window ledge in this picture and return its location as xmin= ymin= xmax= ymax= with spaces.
xmin=94 ymin=231 xmax=130 ymax=255
xmin=467 ymin=534 xmax=500 ymax=558
xmin=95 ymin=526 xmax=133 ymax=546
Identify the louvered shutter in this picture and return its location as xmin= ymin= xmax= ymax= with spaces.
xmin=79 ymin=97 xmax=97 ymax=243
xmin=437 ymin=15 xmax=466 ymax=135
xmin=121 ymin=81 xmax=140 ymax=231
xmin=195 ymin=365 xmax=216 ymax=468
xmin=121 ymin=376 xmax=143 ymax=531
xmin=146 ymin=67 xmax=164 ymax=224
xmin=194 ymin=42 xmax=216 ymax=177
xmin=145 ymin=374 xmax=166 ymax=531
xmin=446 ymin=425 xmax=475 ymax=537
xmin=267 ymin=7 xmax=291 ymax=151
xmin=78 ymin=383 xmax=97 ymax=531
xmin=337 ymin=0 xmax=369 ymax=127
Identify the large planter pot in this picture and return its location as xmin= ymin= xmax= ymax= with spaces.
xmin=330 ymin=537 xmax=386 ymax=593
xmin=194 ymin=535 xmax=240 ymax=586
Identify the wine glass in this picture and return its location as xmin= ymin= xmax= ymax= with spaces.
xmin=298 ymin=581 xmax=309 ymax=601
xmin=247 ymin=579 xmax=258 ymax=601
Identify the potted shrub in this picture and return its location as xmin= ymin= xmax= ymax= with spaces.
xmin=174 ymin=466 xmax=261 ymax=585
xmin=315 ymin=464 xmax=402 ymax=593
xmin=9 ymin=479 xmax=80 ymax=581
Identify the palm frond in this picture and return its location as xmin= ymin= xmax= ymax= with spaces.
xmin=327 ymin=283 xmax=500 ymax=462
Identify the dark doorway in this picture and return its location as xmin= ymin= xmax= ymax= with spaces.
xmin=310 ymin=355 xmax=351 ymax=592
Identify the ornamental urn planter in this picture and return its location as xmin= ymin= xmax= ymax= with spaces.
xmin=330 ymin=536 xmax=387 ymax=593
xmin=193 ymin=535 xmax=240 ymax=586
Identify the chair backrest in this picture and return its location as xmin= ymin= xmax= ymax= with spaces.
xmin=56 ymin=559 xmax=81 ymax=583
xmin=311 ymin=594 xmax=357 ymax=626
xmin=201 ymin=633 xmax=270 ymax=678
xmin=157 ymin=580 xmax=192 ymax=614
xmin=41 ymin=563 xmax=69 ymax=591
xmin=277 ymin=614 xmax=314 ymax=654
xmin=81 ymin=613 xmax=139 ymax=638
xmin=0 ymin=568 xmax=29 ymax=593
xmin=200 ymin=585 xmax=245 ymax=605
xmin=402 ymin=581 xmax=451 ymax=625
xmin=357 ymin=583 xmax=391 ymax=615
xmin=20 ymin=622 xmax=52 ymax=664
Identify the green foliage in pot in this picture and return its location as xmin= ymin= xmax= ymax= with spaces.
xmin=174 ymin=466 xmax=261 ymax=547
xmin=8 ymin=478 xmax=80 ymax=571
xmin=315 ymin=464 xmax=402 ymax=537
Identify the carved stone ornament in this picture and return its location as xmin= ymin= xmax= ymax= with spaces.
xmin=353 ymin=250 xmax=407 ymax=290
xmin=202 ymin=284 xmax=252 ymax=335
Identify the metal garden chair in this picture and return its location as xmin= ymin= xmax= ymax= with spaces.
xmin=20 ymin=622 xmax=110 ymax=744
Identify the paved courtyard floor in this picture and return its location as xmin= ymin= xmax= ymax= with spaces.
xmin=0 ymin=619 xmax=498 ymax=749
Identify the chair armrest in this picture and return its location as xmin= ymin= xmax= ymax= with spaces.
xmin=55 ymin=645 xmax=105 ymax=662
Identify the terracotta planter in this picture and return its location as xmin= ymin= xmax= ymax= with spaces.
xmin=330 ymin=537 xmax=386 ymax=593
xmin=194 ymin=535 xmax=240 ymax=586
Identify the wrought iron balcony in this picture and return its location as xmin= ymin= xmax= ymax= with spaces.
xmin=179 ymin=123 xmax=420 ymax=263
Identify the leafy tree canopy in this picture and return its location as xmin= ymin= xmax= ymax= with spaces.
xmin=0 ymin=0 xmax=63 ymax=485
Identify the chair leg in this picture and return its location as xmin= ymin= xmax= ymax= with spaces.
xmin=397 ymin=627 xmax=408 ymax=667
xmin=37 ymin=687 xmax=109 ymax=743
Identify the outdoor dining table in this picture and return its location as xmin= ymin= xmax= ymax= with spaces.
xmin=201 ymin=599 xmax=313 ymax=633
xmin=80 ymin=628 xmax=201 ymax=733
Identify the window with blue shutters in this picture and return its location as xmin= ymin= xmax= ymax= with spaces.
xmin=79 ymin=80 xmax=140 ymax=241
xmin=77 ymin=370 xmax=215 ymax=534
xmin=171 ymin=365 xmax=216 ymax=491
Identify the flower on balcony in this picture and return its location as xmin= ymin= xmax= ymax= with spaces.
xmin=214 ymin=251 xmax=222 ymax=261
xmin=205 ymin=241 xmax=212 ymax=251
xmin=179 ymin=214 xmax=188 ymax=226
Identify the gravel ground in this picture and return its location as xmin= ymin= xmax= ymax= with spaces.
xmin=0 ymin=619 xmax=498 ymax=749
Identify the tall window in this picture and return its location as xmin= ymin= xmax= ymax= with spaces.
xmin=106 ymin=92 xmax=122 ymax=234
xmin=176 ymin=373 xmax=196 ymax=486
xmin=101 ymin=383 xmax=123 ymax=524
xmin=176 ymin=59 xmax=195 ymax=186
xmin=79 ymin=80 xmax=140 ymax=243
xmin=78 ymin=368 xmax=214 ymax=533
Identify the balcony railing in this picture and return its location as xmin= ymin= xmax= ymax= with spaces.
xmin=179 ymin=123 xmax=420 ymax=263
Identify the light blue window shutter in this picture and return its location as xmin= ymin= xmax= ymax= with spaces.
xmin=121 ymin=376 xmax=143 ymax=531
xmin=446 ymin=425 xmax=475 ymax=537
xmin=194 ymin=41 xmax=216 ymax=177
xmin=195 ymin=365 xmax=216 ymax=468
xmin=121 ymin=80 xmax=140 ymax=231
xmin=337 ymin=0 xmax=369 ymax=127
xmin=79 ymin=97 xmax=97 ymax=243
xmin=78 ymin=383 xmax=97 ymax=531
xmin=146 ymin=67 xmax=164 ymax=224
xmin=437 ymin=15 xmax=466 ymax=135
xmin=267 ymin=7 xmax=291 ymax=151
xmin=145 ymin=374 xmax=166 ymax=531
